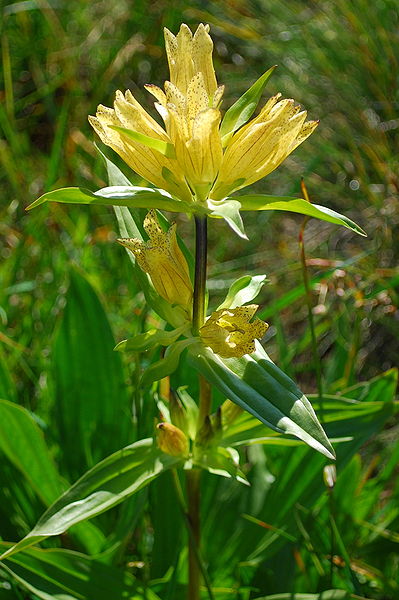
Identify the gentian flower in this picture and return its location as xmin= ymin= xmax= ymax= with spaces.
xmin=89 ymin=24 xmax=317 ymax=206
xmin=199 ymin=305 xmax=268 ymax=358
xmin=118 ymin=209 xmax=192 ymax=312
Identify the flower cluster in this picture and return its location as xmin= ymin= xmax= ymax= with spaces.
xmin=89 ymin=24 xmax=318 ymax=205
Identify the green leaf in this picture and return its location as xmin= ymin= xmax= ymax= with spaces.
xmin=207 ymin=198 xmax=247 ymax=239
xmin=220 ymin=65 xmax=277 ymax=143
xmin=176 ymin=387 xmax=199 ymax=440
xmin=0 ymin=439 xmax=181 ymax=560
xmin=0 ymin=400 xmax=63 ymax=507
xmin=141 ymin=338 xmax=197 ymax=387
xmin=237 ymin=194 xmax=366 ymax=236
xmin=188 ymin=342 xmax=335 ymax=460
xmin=340 ymin=367 xmax=398 ymax=402
xmin=115 ymin=325 xmax=189 ymax=353
xmin=0 ymin=545 xmax=161 ymax=600
xmin=222 ymin=382 xmax=399 ymax=449
xmin=149 ymin=472 xmax=183 ymax=579
xmin=0 ymin=400 xmax=106 ymax=555
xmin=252 ymin=591 xmax=350 ymax=600
xmin=27 ymin=185 xmax=191 ymax=213
xmin=96 ymin=142 xmax=133 ymax=186
xmin=109 ymin=125 xmax=176 ymax=158
xmin=195 ymin=445 xmax=249 ymax=485
xmin=218 ymin=275 xmax=267 ymax=310
xmin=0 ymin=347 xmax=16 ymax=402
xmin=53 ymin=269 xmax=130 ymax=479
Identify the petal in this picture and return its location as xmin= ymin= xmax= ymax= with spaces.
xmin=164 ymin=24 xmax=194 ymax=94
xmin=114 ymin=90 xmax=169 ymax=140
xmin=89 ymin=95 xmax=193 ymax=202
xmin=179 ymin=108 xmax=223 ymax=191
xmin=187 ymin=72 xmax=209 ymax=122
xmin=212 ymin=96 xmax=317 ymax=199
xmin=144 ymin=84 xmax=167 ymax=106
xmin=143 ymin=208 xmax=165 ymax=241
xmin=192 ymin=23 xmax=217 ymax=97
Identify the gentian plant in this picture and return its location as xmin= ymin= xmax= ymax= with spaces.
xmin=2 ymin=23 xmax=366 ymax=600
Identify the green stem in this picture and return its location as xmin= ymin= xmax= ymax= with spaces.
xmin=185 ymin=214 xmax=211 ymax=599
xmin=192 ymin=215 xmax=207 ymax=335
xmin=171 ymin=470 xmax=214 ymax=600
xmin=186 ymin=469 xmax=202 ymax=600
xmin=198 ymin=376 xmax=212 ymax=431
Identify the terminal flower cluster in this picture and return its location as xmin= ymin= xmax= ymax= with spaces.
xmin=89 ymin=24 xmax=318 ymax=205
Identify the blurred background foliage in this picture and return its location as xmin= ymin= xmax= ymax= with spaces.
xmin=1 ymin=0 xmax=399 ymax=598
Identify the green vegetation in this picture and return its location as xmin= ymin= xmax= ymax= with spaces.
xmin=1 ymin=1 xmax=398 ymax=599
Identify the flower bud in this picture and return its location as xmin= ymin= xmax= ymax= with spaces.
xmin=157 ymin=422 xmax=189 ymax=457
xmin=169 ymin=391 xmax=189 ymax=434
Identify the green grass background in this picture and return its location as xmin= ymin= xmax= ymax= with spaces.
xmin=1 ymin=1 xmax=399 ymax=598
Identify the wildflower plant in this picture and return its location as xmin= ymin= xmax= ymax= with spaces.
xmin=5 ymin=22 xmax=366 ymax=599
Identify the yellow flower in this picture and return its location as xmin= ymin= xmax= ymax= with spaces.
xmin=211 ymin=94 xmax=319 ymax=200
xmin=88 ymin=90 xmax=192 ymax=203
xmin=118 ymin=210 xmax=192 ymax=311
xmin=200 ymin=305 xmax=268 ymax=358
xmin=89 ymin=23 xmax=317 ymax=205
xmin=157 ymin=422 xmax=189 ymax=457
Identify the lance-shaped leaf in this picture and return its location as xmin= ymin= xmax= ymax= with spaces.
xmin=115 ymin=324 xmax=189 ymax=353
xmin=237 ymin=194 xmax=366 ymax=236
xmin=26 ymin=185 xmax=192 ymax=213
xmin=252 ymin=590 xmax=350 ymax=600
xmin=0 ymin=439 xmax=181 ymax=560
xmin=207 ymin=198 xmax=247 ymax=239
xmin=220 ymin=65 xmax=277 ymax=143
xmin=188 ymin=342 xmax=335 ymax=460
xmin=218 ymin=275 xmax=267 ymax=310
xmin=0 ymin=545 xmax=161 ymax=600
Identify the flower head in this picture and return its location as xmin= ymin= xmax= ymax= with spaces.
xmin=90 ymin=23 xmax=317 ymax=205
xmin=200 ymin=305 xmax=268 ymax=358
xmin=118 ymin=210 xmax=192 ymax=311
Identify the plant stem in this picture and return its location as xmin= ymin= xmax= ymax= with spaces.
xmin=171 ymin=470 xmax=214 ymax=600
xmin=186 ymin=468 xmax=202 ymax=600
xmin=186 ymin=214 xmax=209 ymax=599
xmin=192 ymin=215 xmax=207 ymax=335
xmin=198 ymin=376 xmax=211 ymax=430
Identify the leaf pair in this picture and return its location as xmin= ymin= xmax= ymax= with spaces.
xmin=26 ymin=184 xmax=366 ymax=240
